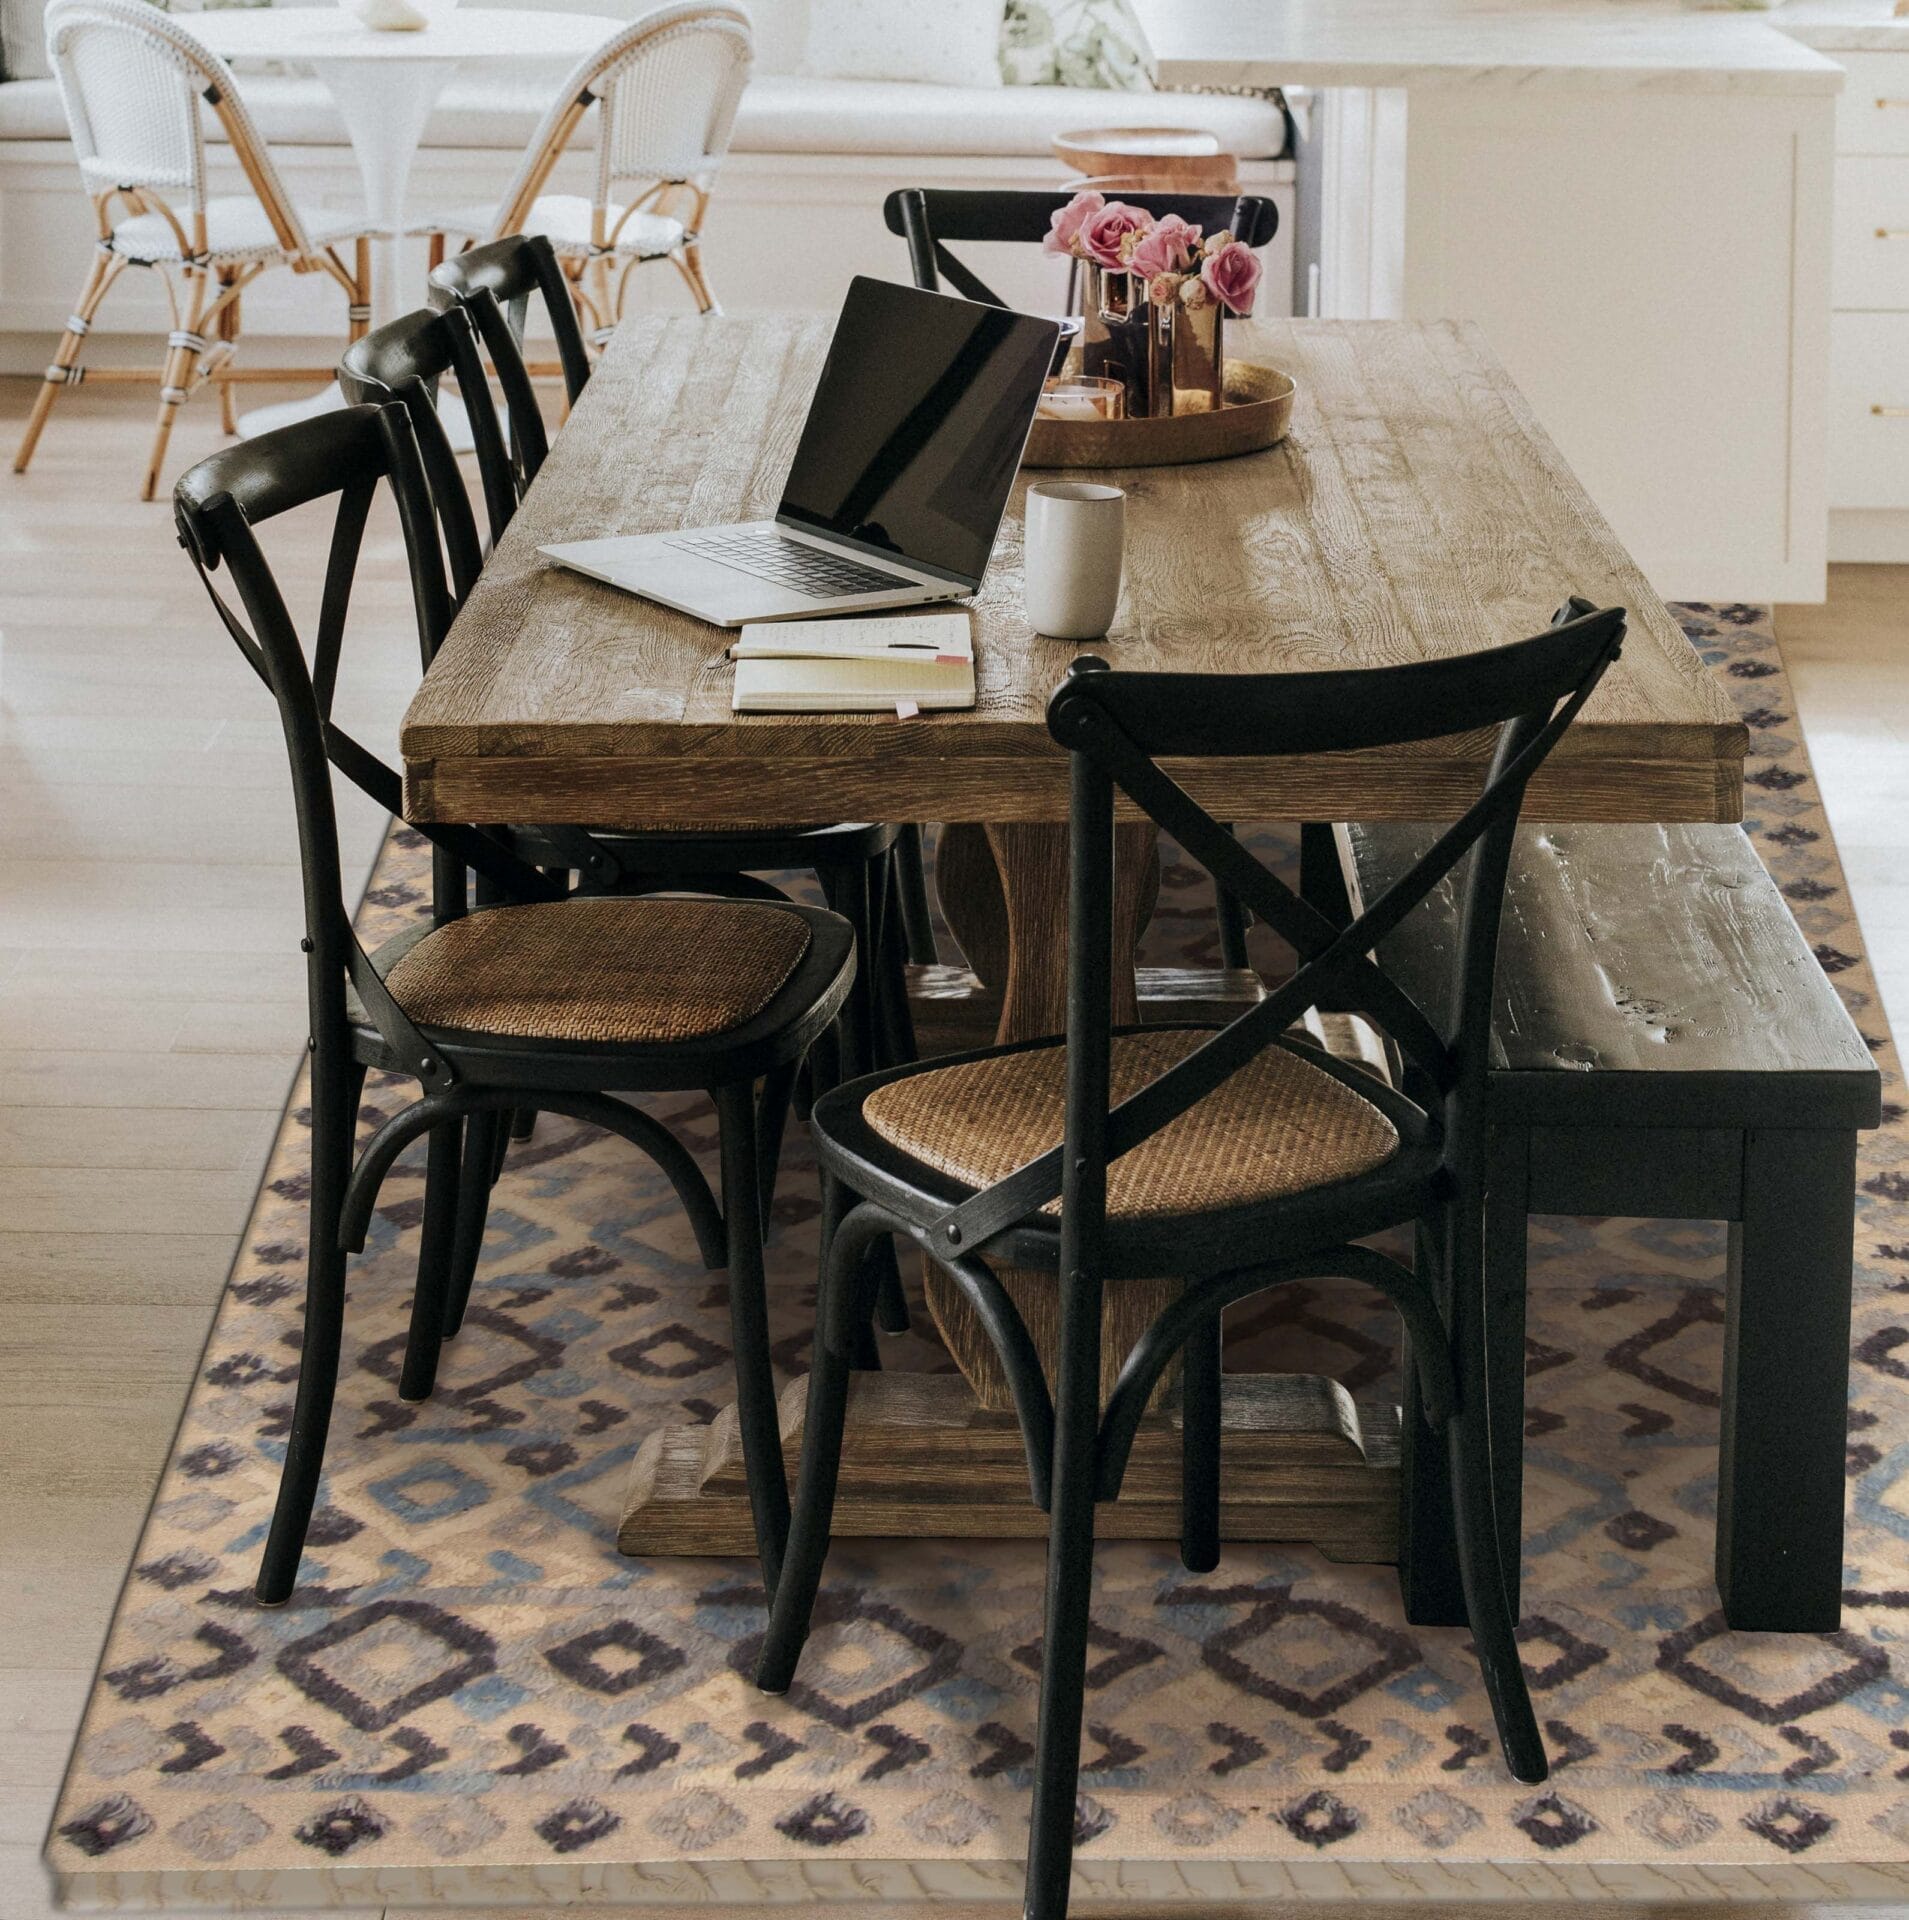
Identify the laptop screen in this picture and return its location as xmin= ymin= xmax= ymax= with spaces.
xmin=776 ymin=278 xmax=1061 ymax=588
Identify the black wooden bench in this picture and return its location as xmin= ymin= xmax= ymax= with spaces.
xmin=1341 ymin=821 xmax=1882 ymax=1633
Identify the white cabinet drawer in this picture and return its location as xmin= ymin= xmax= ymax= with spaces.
xmin=1835 ymin=156 xmax=1909 ymax=307
xmin=1831 ymin=312 xmax=1909 ymax=507
xmin=1835 ymin=52 xmax=1909 ymax=155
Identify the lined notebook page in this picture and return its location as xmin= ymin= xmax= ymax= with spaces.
xmin=728 ymin=610 xmax=974 ymax=665
xmin=732 ymin=651 xmax=975 ymax=714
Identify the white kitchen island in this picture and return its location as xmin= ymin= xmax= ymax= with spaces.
xmin=1133 ymin=1 xmax=1844 ymax=603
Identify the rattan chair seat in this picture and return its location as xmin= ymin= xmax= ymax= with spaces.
xmin=862 ymin=1028 xmax=1400 ymax=1221
xmin=385 ymin=896 xmax=811 ymax=1046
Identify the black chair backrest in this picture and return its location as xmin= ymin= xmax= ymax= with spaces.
xmin=339 ymin=303 xmax=511 ymax=594
xmin=883 ymin=187 xmax=1280 ymax=308
xmin=172 ymin=405 xmax=563 ymax=1094
xmin=934 ymin=599 xmax=1628 ymax=1259
xmin=431 ymin=234 xmax=592 ymax=501
xmin=431 ymin=233 xmax=592 ymax=406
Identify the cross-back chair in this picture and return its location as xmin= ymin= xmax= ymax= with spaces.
xmin=16 ymin=0 xmax=377 ymax=499
xmin=883 ymin=185 xmax=1279 ymax=311
xmin=427 ymin=235 xmax=940 ymax=982
xmin=337 ymin=304 xmax=915 ymax=1315
xmin=425 ymin=233 xmax=593 ymax=512
xmin=339 ymin=302 xmax=517 ymax=571
xmin=882 ymin=183 xmax=1280 ymax=968
xmin=174 ymin=402 xmax=859 ymax=1603
xmin=753 ymin=601 xmax=1628 ymax=1920
xmin=430 ymin=230 xmax=595 ymax=454
xmin=422 ymin=2 xmax=752 ymax=341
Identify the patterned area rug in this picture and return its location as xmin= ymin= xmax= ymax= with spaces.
xmin=44 ymin=608 xmax=1909 ymax=1910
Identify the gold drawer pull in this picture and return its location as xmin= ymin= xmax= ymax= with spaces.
xmin=1877 ymin=97 xmax=1909 ymax=108
xmin=1872 ymin=405 xmax=1909 ymax=417
xmin=1878 ymin=227 xmax=1909 ymax=238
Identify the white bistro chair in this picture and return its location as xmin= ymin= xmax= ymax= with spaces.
xmin=13 ymin=0 xmax=380 ymax=499
xmin=424 ymin=2 xmax=751 ymax=343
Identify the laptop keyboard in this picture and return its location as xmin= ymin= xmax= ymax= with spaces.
xmin=668 ymin=528 xmax=914 ymax=598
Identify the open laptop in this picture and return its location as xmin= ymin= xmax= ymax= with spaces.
xmin=539 ymin=277 xmax=1062 ymax=628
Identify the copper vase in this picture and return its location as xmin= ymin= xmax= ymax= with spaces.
xmin=1149 ymin=293 xmax=1225 ymax=418
xmin=1078 ymin=262 xmax=1150 ymax=419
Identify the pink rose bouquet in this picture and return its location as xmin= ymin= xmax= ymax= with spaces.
xmin=1200 ymin=237 xmax=1262 ymax=317
xmin=1129 ymin=212 xmax=1202 ymax=283
xmin=1078 ymin=200 xmax=1152 ymax=271
xmin=1042 ymin=189 xmax=1105 ymax=259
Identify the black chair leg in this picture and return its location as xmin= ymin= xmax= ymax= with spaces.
xmin=874 ymin=860 xmax=919 ymax=1071
xmin=1022 ymin=1427 xmax=1100 ymax=1920
xmin=1447 ymin=1376 xmax=1547 ymax=1783
xmin=400 ymin=1118 xmax=461 ymax=1401
xmin=755 ymin=1061 xmax=798 ymax=1238
xmin=509 ymin=1108 xmax=536 ymax=1142
xmin=756 ymin=1201 xmax=885 ymax=1677
xmin=823 ymin=861 xmax=879 ymax=1079
xmin=1179 ymin=1302 xmax=1222 ymax=1573
xmin=442 ymin=1110 xmax=501 ymax=1340
xmin=717 ymin=1081 xmax=791 ymax=1590
xmin=893 ymin=825 xmax=937 ymax=965
xmin=1442 ymin=1206 xmax=1546 ymax=1783
xmin=817 ymin=863 xmax=911 ymax=1334
xmin=1214 ymin=887 xmax=1251 ymax=970
xmin=257 ymin=1052 xmax=365 ymax=1605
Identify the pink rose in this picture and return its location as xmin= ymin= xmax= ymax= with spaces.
xmin=1079 ymin=201 xmax=1151 ymax=271
xmin=1200 ymin=239 xmax=1262 ymax=316
xmin=1129 ymin=213 xmax=1202 ymax=283
xmin=1042 ymin=189 xmax=1105 ymax=259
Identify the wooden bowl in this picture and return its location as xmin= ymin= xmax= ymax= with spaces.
xmin=1023 ymin=362 xmax=1295 ymax=470
xmin=1051 ymin=125 xmax=1236 ymax=183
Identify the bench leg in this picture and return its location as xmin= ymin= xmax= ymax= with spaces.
xmin=1399 ymin=1126 xmax=1527 ymax=1627
xmin=1718 ymin=1127 xmax=1855 ymax=1632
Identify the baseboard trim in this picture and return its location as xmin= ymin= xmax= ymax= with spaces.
xmin=1830 ymin=507 xmax=1909 ymax=563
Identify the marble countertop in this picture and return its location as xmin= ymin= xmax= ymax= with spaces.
xmin=1134 ymin=0 xmax=1849 ymax=94
xmin=1775 ymin=0 xmax=1909 ymax=52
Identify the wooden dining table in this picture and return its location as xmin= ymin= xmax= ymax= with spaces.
xmin=402 ymin=310 xmax=1746 ymax=1562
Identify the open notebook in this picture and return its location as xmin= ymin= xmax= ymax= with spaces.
xmin=729 ymin=611 xmax=976 ymax=715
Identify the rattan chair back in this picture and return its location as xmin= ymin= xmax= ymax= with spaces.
xmin=46 ymin=0 xmax=311 ymax=258
xmin=485 ymin=2 xmax=751 ymax=251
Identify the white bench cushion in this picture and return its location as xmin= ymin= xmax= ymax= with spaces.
xmin=732 ymin=75 xmax=1285 ymax=158
xmin=0 ymin=69 xmax=1287 ymax=159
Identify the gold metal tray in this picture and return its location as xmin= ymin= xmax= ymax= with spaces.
xmin=1023 ymin=362 xmax=1295 ymax=470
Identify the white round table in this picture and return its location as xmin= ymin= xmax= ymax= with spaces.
xmin=193 ymin=6 xmax=617 ymax=436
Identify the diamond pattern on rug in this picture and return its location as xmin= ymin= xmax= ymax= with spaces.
xmin=45 ymin=607 xmax=1909 ymax=1895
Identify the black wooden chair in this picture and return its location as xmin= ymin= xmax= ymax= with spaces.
xmin=882 ymin=185 xmax=1279 ymax=311
xmin=431 ymin=230 xmax=594 ymax=406
xmin=882 ymin=185 xmax=1278 ymax=970
xmin=753 ymin=601 xmax=1627 ymax=1920
xmin=428 ymin=233 xmax=943 ymax=977
xmin=339 ymin=304 xmax=916 ymax=1229
xmin=174 ymin=402 xmax=857 ymax=1605
xmin=338 ymin=301 xmax=517 ymax=569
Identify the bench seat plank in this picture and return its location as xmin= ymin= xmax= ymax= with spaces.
xmin=1342 ymin=821 xmax=1880 ymax=1131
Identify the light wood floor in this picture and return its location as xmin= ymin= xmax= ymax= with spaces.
xmin=1 ymin=379 xmax=1904 ymax=1920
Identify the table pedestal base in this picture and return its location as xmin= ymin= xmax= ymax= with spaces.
xmin=621 ymin=1371 xmax=1399 ymax=1563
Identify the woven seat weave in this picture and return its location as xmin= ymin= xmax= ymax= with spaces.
xmin=862 ymin=1028 xmax=1400 ymax=1221
xmin=384 ymin=897 xmax=810 ymax=1046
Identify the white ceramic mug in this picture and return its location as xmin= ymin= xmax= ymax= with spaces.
xmin=1023 ymin=482 xmax=1125 ymax=641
